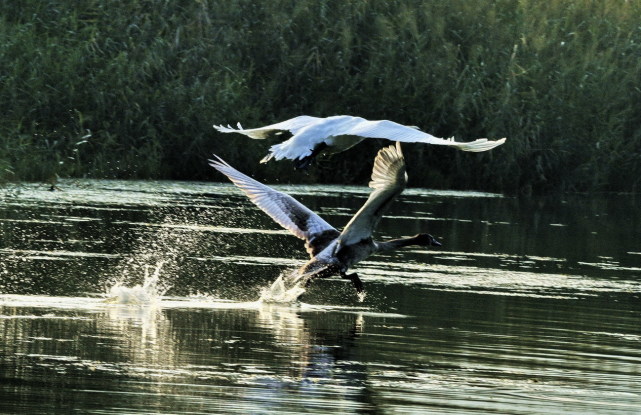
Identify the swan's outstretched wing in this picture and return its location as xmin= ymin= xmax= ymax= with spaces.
xmin=335 ymin=142 xmax=407 ymax=251
xmin=338 ymin=119 xmax=506 ymax=152
xmin=213 ymin=115 xmax=322 ymax=139
xmin=209 ymin=155 xmax=339 ymax=257
xmin=216 ymin=115 xmax=505 ymax=164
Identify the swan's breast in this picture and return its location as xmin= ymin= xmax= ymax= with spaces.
xmin=335 ymin=238 xmax=376 ymax=268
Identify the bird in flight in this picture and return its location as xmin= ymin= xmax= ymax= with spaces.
xmin=209 ymin=142 xmax=441 ymax=295
xmin=214 ymin=115 xmax=506 ymax=169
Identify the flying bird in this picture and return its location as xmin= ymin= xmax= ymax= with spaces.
xmin=214 ymin=115 xmax=506 ymax=169
xmin=209 ymin=142 xmax=441 ymax=295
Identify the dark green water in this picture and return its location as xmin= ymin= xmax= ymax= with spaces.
xmin=1 ymin=180 xmax=640 ymax=414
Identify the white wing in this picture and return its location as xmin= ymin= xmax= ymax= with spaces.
xmin=262 ymin=115 xmax=364 ymax=162
xmin=213 ymin=115 xmax=322 ymax=139
xmin=336 ymin=142 xmax=407 ymax=250
xmin=215 ymin=115 xmax=506 ymax=163
xmin=339 ymin=119 xmax=506 ymax=152
xmin=209 ymin=155 xmax=339 ymax=254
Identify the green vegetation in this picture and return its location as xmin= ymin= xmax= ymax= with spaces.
xmin=1 ymin=0 xmax=640 ymax=193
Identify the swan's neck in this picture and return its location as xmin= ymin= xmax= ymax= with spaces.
xmin=376 ymin=236 xmax=422 ymax=252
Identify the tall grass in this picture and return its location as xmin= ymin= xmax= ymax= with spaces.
xmin=1 ymin=0 xmax=640 ymax=193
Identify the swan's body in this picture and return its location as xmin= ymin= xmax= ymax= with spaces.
xmin=214 ymin=115 xmax=506 ymax=168
xmin=209 ymin=143 xmax=441 ymax=294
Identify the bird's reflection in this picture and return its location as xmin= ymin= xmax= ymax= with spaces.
xmin=95 ymin=298 xmax=379 ymax=411
xmin=253 ymin=304 xmax=377 ymax=411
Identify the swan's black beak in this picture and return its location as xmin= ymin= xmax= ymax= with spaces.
xmin=429 ymin=235 xmax=442 ymax=247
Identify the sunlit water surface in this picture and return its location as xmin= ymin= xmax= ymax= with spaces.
xmin=1 ymin=179 xmax=640 ymax=414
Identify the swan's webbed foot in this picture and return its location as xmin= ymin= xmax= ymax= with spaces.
xmin=341 ymin=272 xmax=364 ymax=294
xmin=293 ymin=156 xmax=314 ymax=170
xmin=293 ymin=142 xmax=328 ymax=170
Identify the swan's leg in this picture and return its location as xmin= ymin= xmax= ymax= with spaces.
xmin=341 ymin=272 xmax=364 ymax=293
xmin=291 ymin=264 xmax=338 ymax=288
xmin=294 ymin=142 xmax=328 ymax=170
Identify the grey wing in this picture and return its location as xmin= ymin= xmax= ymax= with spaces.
xmin=209 ymin=155 xmax=339 ymax=256
xmin=340 ymin=119 xmax=506 ymax=152
xmin=213 ymin=115 xmax=323 ymax=140
xmin=336 ymin=142 xmax=407 ymax=250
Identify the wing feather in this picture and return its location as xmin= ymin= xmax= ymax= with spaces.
xmin=208 ymin=155 xmax=339 ymax=254
xmin=213 ymin=115 xmax=322 ymax=139
xmin=338 ymin=119 xmax=506 ymax=152
xmin=336 ymin=143 xmax=407 ymax=250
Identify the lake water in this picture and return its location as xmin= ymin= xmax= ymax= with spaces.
xmin=1 ymin=179 xmax=640 ymax=414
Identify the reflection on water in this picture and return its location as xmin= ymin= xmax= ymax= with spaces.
xmin=0 ymin=295 xmax=378 ymax=413
xmin=1 ymin=179 xmax=641 ymax=414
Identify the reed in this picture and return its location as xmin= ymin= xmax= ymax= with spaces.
xmin=1 ymin=0 xmax=640 ymax=193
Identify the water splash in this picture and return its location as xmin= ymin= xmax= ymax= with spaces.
xmin=104 ymin=262 xmax=169 ymax=305
xmin=102 ymin=210 xmax=207 ymax=304
xmin=258 ymin=269 xmax=370 ymax=304
xmin=258 ymin=271 xmax=306 ymax=304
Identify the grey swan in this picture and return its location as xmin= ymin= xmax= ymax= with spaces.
xmin=208 ymin=142 xmax=441 ymax=294
xmin=214 ymin=115 xmax=506 ymax=169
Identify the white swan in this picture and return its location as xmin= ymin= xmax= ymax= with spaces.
xmin=209 ymin=142 xmax=441 ymax=294
xmin=214 ymin=115 xmax=506 ymax=168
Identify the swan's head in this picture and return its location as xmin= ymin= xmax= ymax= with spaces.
xmin=413 ymin=233 xmax=442 ymax=247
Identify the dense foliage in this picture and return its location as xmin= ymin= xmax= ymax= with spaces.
xmin=1 ymin=0 xmax=640 ymax=193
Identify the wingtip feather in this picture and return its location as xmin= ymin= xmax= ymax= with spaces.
xmin=208 ymin=154 xmax=232 ymax=170
xmin=213 ymin=124 xmax=241 ymax=133
xmin=456 ymin=137 xmax=507 ymax=152
xmin=368 ymin=143 xmax=406 ymax=190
